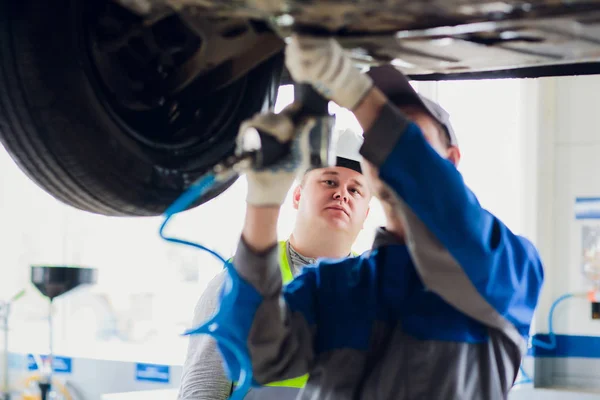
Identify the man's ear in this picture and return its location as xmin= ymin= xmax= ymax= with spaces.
xmin=293 ymin=185 xmax=302 ymax=210
xmin=361 ymin=206 xmax=371 ymax=230
xmin=446 ymin=146 xmax=461 ymax=167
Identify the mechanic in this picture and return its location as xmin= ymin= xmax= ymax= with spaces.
xmin=214 ymin=34 xmax=545 ymax=400
xmin=178 ymin=128 xmax=373 ymax=400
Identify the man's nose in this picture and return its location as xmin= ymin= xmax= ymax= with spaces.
xmin=333 ymin=190 xmax=349 ymax=203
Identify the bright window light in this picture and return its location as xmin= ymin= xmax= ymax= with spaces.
xmin=0 ymin=78 xmax=533 ymax=367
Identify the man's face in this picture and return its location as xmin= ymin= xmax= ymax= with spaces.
xmin=360 ymin=104 xmax=462 ymax=240
xmin=293 ymin=166 xmax=371 ymax=236
xmin=400 ymin=105 xmax=460 ymax=166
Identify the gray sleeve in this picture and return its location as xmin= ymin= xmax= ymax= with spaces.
xmin=358 ymin=101 xmax=529 ymax=350
xmin=393 ymin=197 xmax=528 ymax=349
xmin=231 ymin=238 xmax=316 ymax=384
xmin=178 ymin=271 xmax=232 ymax=400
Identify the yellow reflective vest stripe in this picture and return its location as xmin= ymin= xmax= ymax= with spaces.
xmin=263 ymin=241 xmax=308 ymax=389
xmin=278 ymin=240 xmax=295 ymax=285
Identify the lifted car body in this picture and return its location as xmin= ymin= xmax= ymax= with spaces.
xmin=1 ymin=0 xmax=599 ymax=216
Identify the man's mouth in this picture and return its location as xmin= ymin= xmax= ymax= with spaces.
xmin=325 ymin=205 xmax=349 ymax=217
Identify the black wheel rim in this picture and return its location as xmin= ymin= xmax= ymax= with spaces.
xmin=81 ymin=0 xmax=249 ymax=162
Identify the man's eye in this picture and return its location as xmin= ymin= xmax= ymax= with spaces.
xmin=323 ymin=180 xmax=336 ymax=186
xmin=350 ymin=188 xmax=362 ymax=196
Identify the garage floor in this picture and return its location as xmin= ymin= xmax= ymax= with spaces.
xmin=509 ymin=386 xmax=600 ymax=400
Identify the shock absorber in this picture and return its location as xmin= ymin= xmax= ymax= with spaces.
xmin=231 ymin=82 xmax=337 ymax=173
xmin=293 ymin=83 xmax=337 ymax=169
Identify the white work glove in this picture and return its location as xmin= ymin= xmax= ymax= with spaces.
xmin=285 ymin=34 xmax=373 ymax=111
xmin=237 ymin=107 xmax=311 ymax=207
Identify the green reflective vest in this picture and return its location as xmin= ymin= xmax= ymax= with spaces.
xmin=261 ymin=241 xmax=309 ymax=389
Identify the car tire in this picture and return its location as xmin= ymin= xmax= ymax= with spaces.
xmin=0 ymin=0 xmax=283 ymax=216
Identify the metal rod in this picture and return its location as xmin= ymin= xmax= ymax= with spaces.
xmin=293 ymin=83 xmax=329 ymax=116
xmin=2 ymin=303 xmax=9 ymax=400
xmin=47 ymin=300 xmax=54 ymax=390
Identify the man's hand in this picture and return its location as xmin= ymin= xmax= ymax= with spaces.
xmin=237 ymin=107 xmax=310 ymax=207
xmin=285 ymin=35 xmax=373 ymax=111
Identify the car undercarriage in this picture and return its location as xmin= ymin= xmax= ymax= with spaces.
xmin=118 ymin=0 xmax=600 ymax=79
xmin=1 ymin=0 xmax=599 ymax=216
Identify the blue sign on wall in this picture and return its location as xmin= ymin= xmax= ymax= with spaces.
xmin=575 ymin=197 xmax=600 ymax=219
xmin=135 ymin=363 xmax=170 ymax=384
xmin=27 ymin=354 xmax=72 ymax=374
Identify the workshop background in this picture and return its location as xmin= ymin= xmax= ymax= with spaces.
xmin=1 ymin=74 xmax=599 ymax=399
